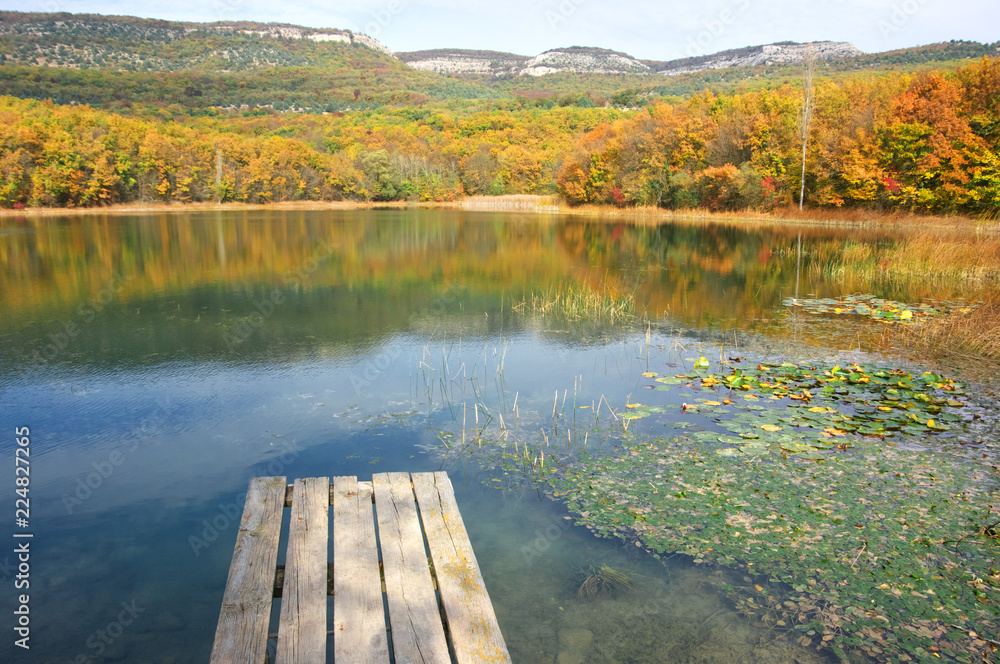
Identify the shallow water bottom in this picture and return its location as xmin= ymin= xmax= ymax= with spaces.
xmin=456 ymin=477 xmax=830 ymax=664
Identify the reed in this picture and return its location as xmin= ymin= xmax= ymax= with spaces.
xmin=896 ymin=294 xmax=1000 ymax=365
xmin=809 ymin=229 xmax=1000 ymax=298
xmin=510 ymin=285 xmax=638 ymax=322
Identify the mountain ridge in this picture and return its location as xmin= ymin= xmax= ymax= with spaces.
xmin=1 ymin=10 xmax=997 ymax=114
xmin=4 ymin=10 xmax=996 ymax=81
xmin=399 ymin=42 xmax=863 ymax=77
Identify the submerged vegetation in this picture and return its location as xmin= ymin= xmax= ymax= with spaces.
xmin=576 ymin=563 xmax=637 ymax=600
xmin=452 ymin=349 xmax=999 ymax=662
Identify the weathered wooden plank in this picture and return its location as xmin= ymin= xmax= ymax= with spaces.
xmin=210 ymin=476 xmax=287 ymax=664
xmin=373 ymin=472 xmax=451 ymax=664
xmin=276 ymin=477 xmax=329 ymax=664
xmin=332 ymin=476 xmax=390 ymax=663
xmin=412 ymin=472 xmax=512 ymax=664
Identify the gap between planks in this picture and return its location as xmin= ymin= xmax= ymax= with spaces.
xmin=284 ymin=480 xmax=376 ymax=507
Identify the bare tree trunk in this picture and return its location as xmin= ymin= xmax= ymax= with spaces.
xmin=799 ymin=46 xmax=817 ymax=212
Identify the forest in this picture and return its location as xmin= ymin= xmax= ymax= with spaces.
xmin=1 ymin=56 xmax=997 ymax=214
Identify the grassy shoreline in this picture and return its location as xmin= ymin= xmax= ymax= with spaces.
xmin=3 ymin=196 xmax=998 ymax=231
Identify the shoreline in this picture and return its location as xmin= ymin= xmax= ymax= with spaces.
xmin=2 ymin=196 xmax=996 ymax=232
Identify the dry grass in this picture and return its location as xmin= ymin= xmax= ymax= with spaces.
xmin=771 ymin=204 xmax=998 ymax=228
xmin=540 ymin=201 xmax=999 ymax=230
xmin=0 ymin=199 xmax=418 ymax=217
xmin=823 ymin=230 xmax=1000 ymax=368
xmin=814 ymin=230 xmax=1000 ymax=291
xmin=897 ymin=295 xmax=1000 ymax=365
xmin=461 ymin=195 xmax=560 ymax=211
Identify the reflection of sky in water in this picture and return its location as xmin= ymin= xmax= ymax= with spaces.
xmin=1 ymin=210 xmax=964 ymax=662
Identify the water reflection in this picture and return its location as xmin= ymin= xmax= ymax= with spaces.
xmin=0 ymin=210 xmax=980 ymax=663
xmin=1 ymin=209 xmax=955 ymax=373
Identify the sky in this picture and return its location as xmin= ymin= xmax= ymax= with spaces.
xmin=1 ymin=0 xmax=998 ymax=61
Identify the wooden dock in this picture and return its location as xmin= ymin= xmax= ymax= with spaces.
xmin=210 ymin=471 xmax=511 ymax=664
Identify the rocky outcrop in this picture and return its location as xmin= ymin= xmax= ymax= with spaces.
xmin=397 ymin=49 xmax=527 ymax=75
xmin=519 ymin=47 xmax=650 ymax=76
xmin=651 ymin=41 xmax=862 ymax=76
xmin=399 ymin=46 xmax=649 ymax=77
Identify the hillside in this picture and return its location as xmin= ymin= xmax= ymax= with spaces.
xmin=0 ymin=11 xmax=487 ymax=112
xmin=646 ymin=41 xmax=861 ymax=76
xmin=0 ymin=11 xmax=394 ymax=71
xmin=0 ymin=11 xmax=997 ymax=115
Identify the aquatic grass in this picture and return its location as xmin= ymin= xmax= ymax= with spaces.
xmin=510 ymin=284 xmax=638 ymax=323
xmin=787 ymin=226 xmax=1000 ymax=369
xmin=811 ymin=230 xmax=1000 ymax=291
xmin=576 ymin=563 xmax=637 ymax=600
xmin=896 ymin=294 xmax=1000 ymax=365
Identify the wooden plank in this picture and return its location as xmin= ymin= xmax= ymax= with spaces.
xmin=373 ymin=472 xmax=451 ymax=664
xmin=276 ymin=477 xmax=329 ymax=664
xmin=412 ymin=472 xmax=512 ymax=664
xmin=332 ymin=476 xmax=390 ymax=663
xmin=210 ymin=476 xmax=287 ymax=664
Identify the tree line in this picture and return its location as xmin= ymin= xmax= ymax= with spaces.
xmin=0 ymin=57 xmax=997 ymax=214
xmin=557 ymin=57 xmax=1000 ymax=214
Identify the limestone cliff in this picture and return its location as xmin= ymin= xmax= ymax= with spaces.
xmin=398 ymin=46 xmax=649 ymax=76
xmin=648 ymin=41 xmax=862 ymax=76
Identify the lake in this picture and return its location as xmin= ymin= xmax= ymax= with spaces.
xmin=0 ymin=208 xmax=993 ymax=663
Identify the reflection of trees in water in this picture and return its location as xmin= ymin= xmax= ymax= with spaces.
xmin=1 ymin=210 xmax=971 ymax=359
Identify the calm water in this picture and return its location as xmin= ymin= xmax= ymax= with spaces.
xmin=0 ymin=209 xmax=969 ymax=663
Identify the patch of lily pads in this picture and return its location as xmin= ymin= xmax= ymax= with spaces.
xmin=627 ymin=360 xmax=968 ymax=457
xmin=783 ymin=294 xmax=979 ymax=323
xmin=541 ymin=358 xmax=999 ymax=662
